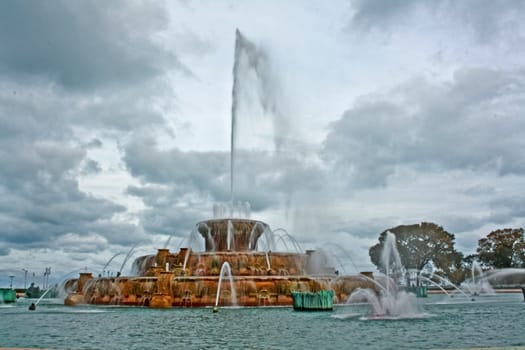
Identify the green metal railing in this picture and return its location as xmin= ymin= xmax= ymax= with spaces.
xmin=0 ymin=288 xmax=16 ymax=303
xmin=291 ymin=290 xmax=334 ymax=311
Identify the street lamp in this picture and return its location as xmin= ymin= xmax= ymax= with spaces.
xmin=22 ymin=269 xmax=28 ymax=289
xmin=9 ymin=275 xmax=14 ymax=289
xmin=44 ymin=267 xmax=51 ymax=290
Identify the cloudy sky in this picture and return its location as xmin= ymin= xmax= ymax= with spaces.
xmin=1 ymin=0 xmax=524 ymax=287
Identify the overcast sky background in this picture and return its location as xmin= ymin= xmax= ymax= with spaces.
xmin=1 ymin=0 xmax=524 ymax=287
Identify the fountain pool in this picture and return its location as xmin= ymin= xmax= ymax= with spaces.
xmin=2 ymin=293 xmax=524 ymax=350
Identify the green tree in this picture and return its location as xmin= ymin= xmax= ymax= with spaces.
xmin=476 ymin=228 xmax=525 ymax=268
xmin=369 ymin=222 xmax=464 ymax=283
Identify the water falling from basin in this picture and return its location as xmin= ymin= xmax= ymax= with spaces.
xmin=101 ymin=253 xmax=125 ymax=276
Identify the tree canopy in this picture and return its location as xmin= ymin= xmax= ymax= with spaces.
xmin=476 ymin=228 xmax=525 ymax=268
xmin=369 ymin=222 xmax=463 ymax=277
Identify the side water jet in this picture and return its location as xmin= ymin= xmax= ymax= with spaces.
xmin=461 ymin=261 xmax=495 ymax=296
xmin=420 ymin=273 xmax=471 ymax=299
xmin=214 ymin=262 xmax=237 ymax=312
xmin=182 ymin=248 xmax=192 ymax=273
xmin=341 ymin=232 xmax=424 ymax=319
xmin=119 ymin=243 xmax=141 ymax=275
xmin=102 ymin=252 xmax=124 ymax=276
xmin=355 ymin=274 xmax=388 ymax=294
xmin=321 ymin=242 xmax=360 ymax=274
xmin=272 ymin=228 xmax=302 ymax=253
xmin=418 ymin=276 xmax=452 ymax=297
xmin=163 ymin=235 xmax=173 ymax=249
xmin=265 ymin=251 xmax=271 ymax=272
xmin=30 ymin=269 xmax=85 ymax=310
xmin=31 ymin=288 xmax=55 ymax=310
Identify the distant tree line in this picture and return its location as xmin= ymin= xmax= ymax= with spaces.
xmin=368 ymin=223 xmax=525 ymax=285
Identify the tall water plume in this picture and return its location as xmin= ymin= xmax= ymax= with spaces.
xmin=230 ymin=29 xmax=288 ymax=206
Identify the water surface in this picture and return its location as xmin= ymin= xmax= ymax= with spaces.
xmin=1 ymin=294 xmax=524 ymax=350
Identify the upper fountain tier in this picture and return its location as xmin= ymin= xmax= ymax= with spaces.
xmin=197 ymin=218 xmax=269 ymax=252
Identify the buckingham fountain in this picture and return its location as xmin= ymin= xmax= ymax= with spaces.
xmin=64 ymin=216 xmax=374 ymax=308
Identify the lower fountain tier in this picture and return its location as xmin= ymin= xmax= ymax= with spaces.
xmin=64 ymin=274 xmax=376 ymax=308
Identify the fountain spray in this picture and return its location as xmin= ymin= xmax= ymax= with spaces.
xmin=229 ymin=29 xmax=286 ymax=207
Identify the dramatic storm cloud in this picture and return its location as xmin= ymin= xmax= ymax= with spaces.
xmin=0 ymin=0 xmax=186 ymax=283
xmin=1 ymin=0 xmax=524 ymax=285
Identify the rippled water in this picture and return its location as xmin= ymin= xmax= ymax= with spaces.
xmin=1 ymin=293 xmax=524 ymax=350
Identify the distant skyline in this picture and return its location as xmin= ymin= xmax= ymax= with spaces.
xmin=1 ymin=0 xmax=524 ymax=287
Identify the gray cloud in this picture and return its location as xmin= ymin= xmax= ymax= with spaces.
xmin=85 ymin=138 xmax=103 ymax=149
xmin=436 ymin=214 xmax=487 ymax=236
xmin=124 ymin=133 xmax=230 ymax=197
xmin=0 ymin=245 xmax=11 ymax=257
xmin=0 ymin=174 xmax=127 ymax=246
xmin=0 ymin=0 xmax=189 ymax=90
xmin=72 ymin=81 xmax=169 ymax=131
xmin=323 ymin=67 xmax=525 ymax=189
xmin=350 ymin=0 xmax=525 ymax=44
xmin=350 ymin=0 xmax=427 ymax=29
xmin=489 ymin=195 xmax=525 ymax=222
xmin=126 ymin=184 xmax=204 ymax=236
xmin=81 ymin=159 xmax=102 ymax=175
xmin=463 ymin=184 xmax=496 ymax=197
xmin=0 ymin=81 xmax=134 ymax=249
xmin=0 ymin=1 xmax=195 ymax=257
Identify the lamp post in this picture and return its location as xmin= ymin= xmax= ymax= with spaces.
xmin=22 ymin=269 xmax=28 ymax=289
xmin=44 ymin=267 xmax=51 ymax=289
xmin=9 ymin=275 xmax=14 ymax=289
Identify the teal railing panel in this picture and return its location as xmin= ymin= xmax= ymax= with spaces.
xmin=291 ymin=290 xmax=334 ymax=311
